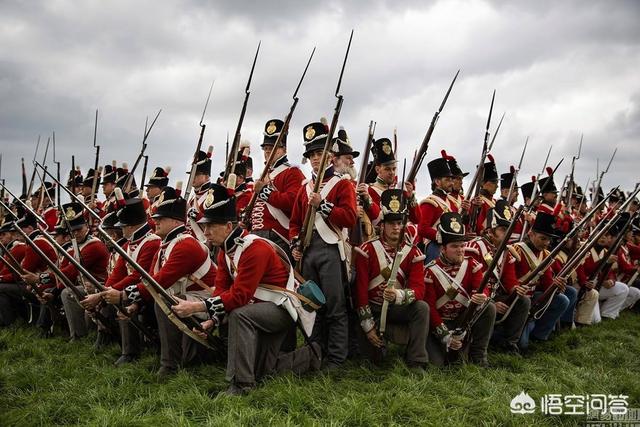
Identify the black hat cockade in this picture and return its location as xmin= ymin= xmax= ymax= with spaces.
xmin=486 ymin=199 xmax=513 ymax=230
xmin=331 ymin=127 xmax=360 ymax=158
xmin=302 ymin=120 xmax=329 ymax=159
xmin=482 ymin=154 xmax=499 ymax=183
xmin=437 ymin=212 xmax=469 ymax=245
xmin=151 ymin=184 xmax=187 ymax=222
xmin=197 ymin=183 xmax=237 ymax=224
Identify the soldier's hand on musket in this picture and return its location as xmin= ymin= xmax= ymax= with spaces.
xmin=37 ymin=291 xmax=54 ymax=304
xmin=607 ymin=255 xmax=618 ymax=264
xmin=253 ymin=177 xmax=270 ymax=194
xmin=308 ymin=192 xmax=321 ymax=208
xmin=366 ymin=328 xmax=384 ymax=348
xmin=357 ymin=205 xmax=365 ymax=218
xmin=383 ymin=286 xmax=396 ymax=302
xmin=602 ymin=279 xmax=614 ymax=289
xmin=102 ymin=288 xmax=123 ymax=305
xmin=585 ymin=280 xmax=596 ymax=290
xmin=21 ymin=272 xmax=39 ymax=286
xmin=171 ymin=298 xmax=205 ymax=318
xmin=495 ymin=302 xmax=509 ymax=314
xmin=552 ymin=276 xmax=567 ymax=292
xmin=79 ymin=292 xmax=102 ymax=310
xmin=470 ymin=292 xmax=487 ymax=305
xmin=84 ymin=282 xmax=96 ymax=294
xmin=194 ymin=319 xmax=215 ymax=339
xmin=471 ymin=196 xmax=483 ymax=207
xmin=461 ymin=199 xmax=471 ymax=212
xmin=402 ymin=181 xmax=415 ymax=197
xmin=513 ymin=285 xmax=528 ymax=297
xmin=117 ymin=302 xmax=139 ymax=320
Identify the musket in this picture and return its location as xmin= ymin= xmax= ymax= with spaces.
xmin=26 ymin=135 xmax=41 ymax=199
xmin=21 ymin=157 xmax=27 ymax=196
xmin=0 ymin=241 xmax=28 ymax=285
xmin=71 ymin=155 xmax=76 ymax=195
xmin=223 ymin=42 xmax=261 ymax=188
xmin=350 ymin=120 xmax=376 ymax=246
xmin=565 ymin=135 xmax=582 ymax=208
xmin=242 ymin=47 xmax=315 ymax=228
xmin=36 ymin=136 xmax=51 ymax=212
xmin=505 ymin=136 xmax=529 ymax=203
xmin=140 ymin=155 xmax=149 ymax=196
xmin=406 ymin=70 xmax=460 ymax=184
xmin=123 ymin=109 xmax=162 ymax=193
xmin=393 ymin=127 xmax=398 ymax=156
xmin=28 ymin=166 xmax=222 ymax=352
xmin=225 ymin=132 xmax=229 ymax=165
xmin=184 ymin=80 xmax=214 ymax=197
xmin=591 ymin=211 xmax=638 ymax=290
xmin=467 ymin=90 xmax=496 ymax=232
xmin=89 ymin=109 xmax=100 ymax=204
xmin=518 ymin=145 xmax=553 ymax=242
xmin=379 ymin=159 xmax=409 ymax=337
xmin=487 ymin=112 xmax=505 ymax=153
xmin=52 ymin=132 xmax=61 ymax=207
xmin=297 ymin=30 xmax=354 ymax=271
xmin=592 ymin=147 xmax=617 ymax=210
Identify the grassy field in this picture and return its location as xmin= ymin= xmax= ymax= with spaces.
xmin=1 ymin=313 xmax=639 ymax=426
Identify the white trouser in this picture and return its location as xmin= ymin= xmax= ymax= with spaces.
xmin=623 ymin=285 xmax=640 ymax=310
xmin=592 ymin=282 xmax=629 ymax=323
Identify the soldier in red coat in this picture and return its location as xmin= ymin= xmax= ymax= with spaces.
xmin=172 ymin=183 xmax=321 ymax=395
xmin=186 ymin=147 xmax=214 ymax=242
xmin=469 ymin=155 xmax=499 ymax=236
xmin=443 ymin=150 xmax=470 ymax=214
xmin=290 ymin=120 xmax=357 ymax=370
xmin=32 ymin=182 xmax=58 ymax=232
xmin=499 ymin=167 xmax=524 ymax=243
xmin=465 ymin=199 xmax=530 ymax=353
xmin=0 ymin=216 xmax=26 ymax=283
xmin=251 ymin=119 xmax=306 ymax=256
xmin=354 ymin=188 xmax=429 ymax=368
xmin=424 ymin=212 xmax=495 ymax=366
xmin=418 ymin=156 xmax=456 ymax=263
xmin=101 ymin=194 xmax=162 ymax=365
xmin=536 ymin=168 xmax=559 ymax=215
xmin=1 ymin=212 xmax=57 ymax=327
xmin=123 ymin=186 xmax=217 ymax=379
xmin=143 ymin=166 xmax=170 ymax=231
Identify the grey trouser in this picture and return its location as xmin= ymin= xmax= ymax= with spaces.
xmin=359 ymin=301 xmax=429 ymax=365
xmin=226 ymin=302 xmax=318 ymax=385
xmin=154 ymin=302 xmax=208 ymax=370
xmin=61 ymin=286 xmax=90 ymax=338
xmin=427 ymin=302 xmax=496 ymax=366
xmin=119 ymin=304 xmax=157 ymax=356
xmin=492 ymin=294 xmax=531 ymax=347
xmin=0 ymin=282 xmax=38 ymax=326
xmin=302 ymin=233 xmax=349 ymax=365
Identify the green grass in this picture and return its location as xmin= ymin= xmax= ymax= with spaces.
xmin=1 ymin=313 xmax=639 ymax=426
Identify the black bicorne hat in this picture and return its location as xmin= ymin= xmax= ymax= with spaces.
xmin=486 ymin=199 xmax=513 ymax=229
xmin=262 ymin=119 xmax=286 ymax=148
xmin=302 ymin=121 xmax=329 ymax=158
xmin=427 ymin=158 xmax=453 ymax=180
xmin=151 ymin=186 xmax=187 ymax=222
xmin=441 ymin=150 xmax=467 ymax=177
xmin=331 ymin=128 xmax=360 ymax=158
xmin=146 ymin=167 xmax=170 ymax=188
xmin=532 ymin=211 xmax=559 ymax=237
xmin=437 ymin=212 xmax=468 ymax=245
xmin=197 ymin=183 xmax=237 ymax=224
xmin=482 ymin=154 xmax=499 ymax=183
xmin=61 ymin=202 xmax=87 ymax=231
xmin=372 ymin=138 xmax=396 ymax=166
xmin=380 ymin=189 xmax=405 ymax=222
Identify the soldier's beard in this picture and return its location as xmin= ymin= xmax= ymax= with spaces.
xmin=342 ymin=165 xmax=357 ymax=180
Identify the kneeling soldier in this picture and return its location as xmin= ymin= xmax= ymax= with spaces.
xmin=173 ymin=183 xmax=322 ymax=395
xmin=354 ymin=189 xmax=429 ymax=368
xmin=424 ymin=212 xmax=496 ymax=366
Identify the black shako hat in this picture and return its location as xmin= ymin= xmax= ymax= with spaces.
xmin=262 ymin=119 xmax=286 ymax=148
xmin=83 ymin=168 xmax=99 ymax=188
xmin=60 ymin=202 xmax=87 ymax=231
xmin=67 ymin=168 xmax=83 ymax=188
xmin=188 ymin=146 xmax=213 ymax=176
xmin=146 ymin=167 xmax=171 ymax=188
xmin=500 ymin=166 xmax=517 ymax=189
xmin=302 ymin=121 xmax=329 ymax=158
xmin=427 ymin=158 xmax=453 ymax=180
xmin=537 ymin=167 xmax=558 ymax=194
xmin=521 ymin=177 xmax=536 ymax=200
xmin=372 ymin=138 xmax=396 ymax=166
xmin=482 ymin=154 xmax=499 ymax=183
xmin=532 ymin=211 xmax=559 ymax=237
xmin=197 ymin=183 xmax=237 ymax=224
xmin=115 ymin=196 xmax=148 ymax=227
xmin=331 ymin=128 xmax=360 ymax=158
xmin=16 ymin=212 xmax=38 ymax=229
xmin=151 ymin=186 xmax=187 ymax=221
xmin=608 ymin=212 xmax=631 ymax=236
xmin=380 ymin=189 xmax=405 ymax=222
xmin=437 ymin=212 xmax=469 ymax=245
xmin=101 ymin=162 xmax=118 ymax=185
xmin=441 ymin=150 xmax=468 ymax=177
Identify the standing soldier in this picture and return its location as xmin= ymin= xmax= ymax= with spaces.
xmin=424 ymin=212 xmax=496 ymax=367
xmin=290 ymin=120 xmax=357 ymax=370
xmin=418 ymin=154 xmax=455 ymax=263
xmin=536 ymin=168 xmax=559 ymax=215
xmin=122 ymin=186 xmax=216 ymax=378
xmin=250 ymin=119 xmax=305 ymax=255
xmin=100 ymin=162 xmax=119 ymax=214
xmin=83 ymin=168 xmax=104 ymax=221
xmin=499 ymin=167 xmax=525 ymax=242
xmin=353 ymin=189 xmax=429 ymax=368
xmin=0 ymin=214 xmax=26 ymax=284
xmin=66 ymin=168 xmax=84 ymax=196
xmin=471 ymin=155 xmax=499 ymax=236
xmin=32 ymin=182 xmax=58 ymax=232
xmin=186 ymin=147 xmax=213 ymax=242
xmin=442 ymin=150 xmax=469 ymax=213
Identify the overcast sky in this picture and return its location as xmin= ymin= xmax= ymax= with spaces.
xmin=1 ymin=0 xmax=639 ymax=203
